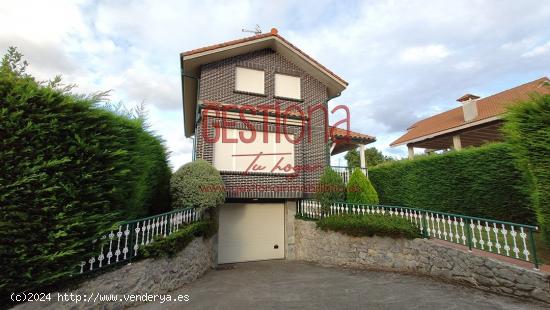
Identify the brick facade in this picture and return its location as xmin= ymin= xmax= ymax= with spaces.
xmin=194 ymin=49 xmax=330 ymax=199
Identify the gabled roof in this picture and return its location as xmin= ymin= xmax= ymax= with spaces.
xmin=391 ymin=77 xmax=550 ymax=147
xmin=180 ymin=28 xmax=348 ymax=137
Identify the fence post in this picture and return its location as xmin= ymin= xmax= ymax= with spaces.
xmin=528 ymin=228 xmax=540 ymax=270
xmin=466 ymin=219 xmax=473 ymax=252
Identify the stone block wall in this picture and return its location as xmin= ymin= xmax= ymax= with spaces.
xmin=14 ymin=236 xmax=217 ymax=310
xmin=294 ymin=219 xmax=550 ymax=304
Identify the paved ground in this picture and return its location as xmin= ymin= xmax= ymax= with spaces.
xmin=135 ymin=260 xmax=544 ymax=310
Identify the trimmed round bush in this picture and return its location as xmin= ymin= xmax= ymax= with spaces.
xmin=0 ymin=49 xmax=171 ymax=298
xmin=171 ymin=159 xmax=226 ymax=210
xmin=315 ymin=167 xmax=345 ymax=211
xmin=347 ymin=168 xmax=379 ymax=204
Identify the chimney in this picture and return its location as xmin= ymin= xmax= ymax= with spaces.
xmin=457 ymin=94 xmax=480 ymax=122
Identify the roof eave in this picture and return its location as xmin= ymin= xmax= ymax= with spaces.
xmin=390 ymin=115 xmax=503 ymax=147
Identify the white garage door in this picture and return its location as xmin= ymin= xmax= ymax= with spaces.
xmin=218 ymin=203 xmax=285 ymax=264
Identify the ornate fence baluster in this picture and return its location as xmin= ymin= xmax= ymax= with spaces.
xmin=98 ymin=244 xmax=105 ymax=268
xmin=107 ymin=231 xmax=114 ymax=265
xmin=414 ymin=211 xmax=425 ymax=236
xmin=134 ymin=222 xmax=141 ymax=255
xmin=484 ymin=222 xmax=492 ymax=252
xmin=123 ymin=224 xmax=130 ymax=260
xmin=510 ymin=226 xmax=520 ymax=258
xmin=459 ymin=218 xmax=466 ymax=245
xmin=115 ymin=226 xmax=122 ymax=262
xmin=453 ymin=217 xmax=459 ymax=244
xmin=424 ymin=213 xmax=431 ymax=237
xmin=477 ymin=220 xmax=485 ymax=250
xmin=141 ymin=220 xmax=147 ymax=245
xmin=89 ymin=257 xmax=95 ymax=271
xmin=493 ymin=223 xmax=501 ymax=254
xmin=469 ymin=220 xmax=477 ymax=249
xmin=430 ymin=212 xmax=437 ymax=238
xmin=441 ymin=215 xmax=448 ymax=240
xmin=519 ymin=227 xmax=529 ymax=261
xmin=446 ymin=216 xmax=452 ymax=242
xmin=155 ymin=217 xmax=161 ymax=239
xmin=501 ymin=224 xmax=510 ymax=256
xmin=147 ymin=220 xmax=153 ymax=244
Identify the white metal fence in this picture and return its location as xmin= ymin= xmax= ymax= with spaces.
xmin=79 ymin=207 xmax=201 ymax=274
xmin=297 ymin=199 xmax=540 ymax=269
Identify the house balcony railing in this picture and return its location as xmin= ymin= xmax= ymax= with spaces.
xmin=331 ymin=166 xmax=367 ymax=183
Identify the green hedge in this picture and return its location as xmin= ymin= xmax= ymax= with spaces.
xmin=141 ymin=220 xmax=217 ymax=258
xmin=369 ymin=143 xmax=535 ymax=224
xmin=317 ymin=214 xmax=420 ymax=239
xmin=0 ymin=50 xmax=171 ymax=296
xmin=504 ymin=93 xmax=550 ymax=245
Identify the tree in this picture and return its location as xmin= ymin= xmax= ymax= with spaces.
xmin=347 ymin=168 xmax=379 ymax=204
xmin=345 ymin=147 xmax=393 ymax=168
xmin=1 ymin=46 xmax=28 ymax=77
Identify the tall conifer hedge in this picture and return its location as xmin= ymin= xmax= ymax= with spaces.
xmin=504 ymin=93 xmax=550 ymax=245
xmin=369 ymin=143 xmax=534 ymax=224
xmin=0 ymin=48 xmax=171 ymax=296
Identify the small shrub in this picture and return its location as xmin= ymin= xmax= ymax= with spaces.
xmin=315 ymin=167 xmax=345 ymax=212
xmin=316 ymin=214 xmax=420 ymax=239
xmin=140 ymin=220 xmax=217 ymax=258
xmin=171 ymin=160 xmax=226 ymax=210
xmin=347 ymin=168 xmax=379 ymax=204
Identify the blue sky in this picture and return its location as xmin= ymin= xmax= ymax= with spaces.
xmin=2 ymin=0 xmax=550 ymax=169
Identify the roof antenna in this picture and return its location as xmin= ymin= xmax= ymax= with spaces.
xmin=242 ymin=24 xmax=262 ymax=35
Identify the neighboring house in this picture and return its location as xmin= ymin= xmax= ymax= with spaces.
xmin=391 ymin=77 xmax=550 ymax=158
xmin=180 ymin=28 xmax=375 ymax=264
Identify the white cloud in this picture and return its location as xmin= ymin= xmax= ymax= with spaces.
xmin=399 ymin=44 xmax=451 ymax=64
xmin=522 ymin=41 xmax=550 ymax=57
xmin=454 ymin=60 xmax=479 ymax=71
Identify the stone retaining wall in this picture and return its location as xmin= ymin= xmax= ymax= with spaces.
xmin=14 ymin=236 xmax=217 ymax=310
xmin=294 ymin=219 xmax=550 ymax=304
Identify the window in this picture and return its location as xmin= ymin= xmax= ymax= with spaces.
xmin=275 ymin=73 xmax=301 ymax=100
xmin=235 ymin=67 xmax=265 ymax=95
xmin=212 ymin=128 xmax=295 ymax=174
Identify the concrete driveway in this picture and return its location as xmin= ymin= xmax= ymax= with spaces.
xmin=134 ymin=260 xmax=543 ymax=310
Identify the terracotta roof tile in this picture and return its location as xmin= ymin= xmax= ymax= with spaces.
xmin=391 ymin=77 xmax=550 ymax=146
xmin=330 ymin=126 xmax=376 ymax=143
